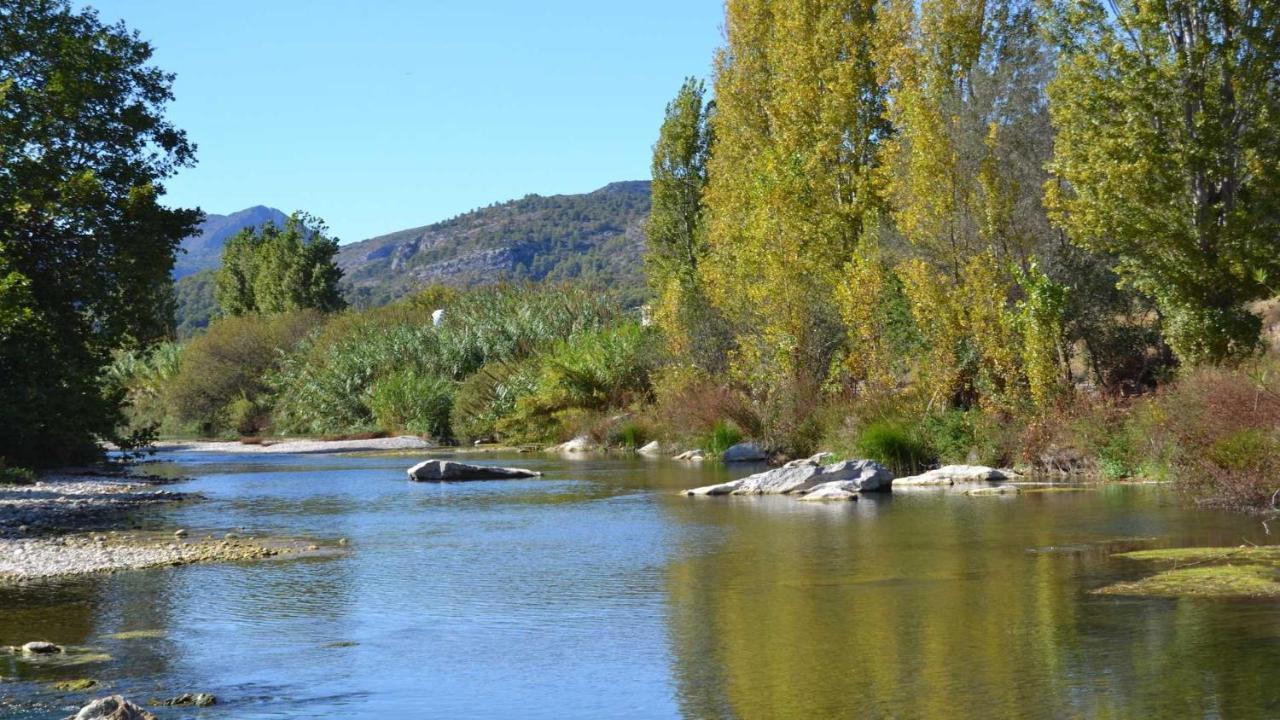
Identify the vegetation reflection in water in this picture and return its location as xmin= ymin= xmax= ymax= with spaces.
xmin=1 ymin=453 xmax=1278 ymax=719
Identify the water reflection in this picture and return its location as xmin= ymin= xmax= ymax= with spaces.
xmin=2 ymin=453 xmax=1277 ymax=719
xmin=661 ymin=489 xmax=1280 ymax=719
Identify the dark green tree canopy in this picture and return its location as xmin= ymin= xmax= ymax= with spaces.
xmin=0 ymin=0 xmax=199 ymax=466
xmin=215 ymin=212 xmax=346 ymax=316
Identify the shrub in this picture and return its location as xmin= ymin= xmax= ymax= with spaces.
xmin=922 ymin=409 xmax=1010 ymax=467
xmin=854 ymin=420 xmax=932 ymax=475
xmin=699 ymin=421 xmax=743 ymax=457
xmin=0 ymin=459 xmax=36 ymax=485
xmin=450 ymin=360 xmax=539 ymax=443
xmin=368 ymin=370 xmax=455 ymax=439
xmin=649 ymin=365 xmax=761 ymax=443
xmin=166 ymin=311 xmax=320 ymax=435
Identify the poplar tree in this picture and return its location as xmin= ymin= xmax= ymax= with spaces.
xmin=701 ymin=0 xmax=888 ymax=423
xmin=1045 ymin=0 xmax=1280 ymax=364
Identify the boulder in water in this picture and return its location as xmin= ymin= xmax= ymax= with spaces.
xmin=685 ymin=458 xmax=893 ymax=496
xmin=68 ymin=696 xmax=156 ymax=720
xmin=895 ymin=465 xmax=1019 ymax=487
xmin=21 ymin=641 xmax=62 ymax=654
xmin=407 ymin=460 xmax=541 ymax=482
xmin=721 ymin=442 xmax=767 ymax=462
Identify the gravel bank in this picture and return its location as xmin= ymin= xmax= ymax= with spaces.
xmin=0 ymin=469 xmax=331 ymax=581
xmin=155 ymin=435 xmax=434 ymax=454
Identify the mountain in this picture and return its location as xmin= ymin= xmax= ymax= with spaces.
xmin=174 ymin=205 xmax=288 ymax=278
xmin=172 ymin=182 xmax=652 ymax=337
xmin=338 ymin=181 xmax=651 ymax=307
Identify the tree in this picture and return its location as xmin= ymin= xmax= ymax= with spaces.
xmin=1045 ymin=0 xmax=1280 ymax=364
xmin=700 ymin=0 xmax=888 ymax=439
xmin=645 ymin=78 xmax=728 ymax=370
xmin=875 ymin=0 xmax=1054 ymax=276
xmin=215 ymin=212 xmax=346 ymax=316
xmin=0 ymin=0 xmax=199 ymax=467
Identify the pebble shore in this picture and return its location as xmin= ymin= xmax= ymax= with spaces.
xmin=0 ymin=469 xmax=323 ymax=582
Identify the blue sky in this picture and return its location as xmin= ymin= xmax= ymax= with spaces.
xmin=84 ymin=1 xmax=724 ymax=242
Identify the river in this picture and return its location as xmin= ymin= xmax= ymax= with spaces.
xmin=2 ymin=450 xmax=1278 ymax=719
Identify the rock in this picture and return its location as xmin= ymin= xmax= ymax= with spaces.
xmin=547 ymin=435 xmax=596 ymax=454
xmin=686 ymin=458 xmax=893 ymax=496
xmin=967 ymin=485 xmax=1021 ymax=496
xmin=895 ymin=465 xmax=1019 ymax=487
xmin=68 ymin=695 xmax=157 ymax=720
xmin=22 ymin=641 xmax=62 ymax=654
xmin=53 ymin=678 xmax=100 ymax=691
xmin=158 ymin=693 xmax=216 ymax=707
xmin=636 ymin=441 xmax=664 ymax=456
xmin=673 ymin=450 xmax=706 ymax=462
xmin=407 ymin=459 xmax=541 ymax=481
xmin=798 ymin=481 xmax=862 ymax=501
xmin=722 ymin=442 xmax=767 ymax=463
xmin=173 ymin=529 xmax=188 ymax=538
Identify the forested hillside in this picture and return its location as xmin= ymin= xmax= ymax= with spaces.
xmin=337 ymin=181 xmax=650 ymax=307
xmin=174 ymin=206 xmax=287 ymax=278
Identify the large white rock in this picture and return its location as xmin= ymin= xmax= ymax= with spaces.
xmin=722 ymin=442 xmax=767 ymax=463
xmin=673 ymin=449 xmax=706 ymax=462
xmin=636 ymin=441 xmax=664 ymax=456
xmin=894 ymin=465 xmax=1019 ymax=487
xmin=548 ymin=435 xmax=596 ymax=454
xmin=71 ymin=696 xmax=157 ymax=720
xmin=21 ymin=641 xmax=62 ymax=654
xmin=407 ymin=460 xmax=541 ymax=481
xmin=798 ymin=481 xmax=862 ymax=501
xmin=685 ymin=458 xmax=893 ymax=496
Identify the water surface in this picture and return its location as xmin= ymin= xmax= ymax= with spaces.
xmin=2 ymin=452 xmax=1278 ymax=719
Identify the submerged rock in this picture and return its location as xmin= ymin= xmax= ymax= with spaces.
xmin=156 ymin=693 xmax=216 ymax=707
xmin=797 ymin=481 xmax=862 ymax=501
xmin=407 ymin=460 xmax=541 ymax=482
xmin=68 ymin=695 xmax=156 ymax=720
xmin=894 ymin=465 xmax=1019 ymax=487
xmin=967 ymin=485 xmax=1021 ymax=496
xmin=673 ymin=450 xmax=706 ymax=462
xmin=685 ymin=458 xmax=893 ymax=497
xmin=721 ymin=442 xmax=767 ymax=463
xmin=21 ymin=641 xmax=62 ymax=655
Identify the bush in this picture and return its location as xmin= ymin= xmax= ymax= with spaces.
xmin=450 ymin=361 xmax=539 ymax=443
xmin=1147 ymin=359 xmax=1280 ymax=510
xmin=922 ymin=409 xmax=1010 ymax=467
xmin=368 ymin=370 xmax=455 ymax=439
xmin=699 ymin=421 xmax=743 ymax=457
xmin=854 ymin=420 xmax=932 ymax=475
xmin=0 ymin=459 xmax=36 ymax=485
xmin=649 ymin=365 xmax=761 ymax=443
xmin=166 ymin=311 xmax=320 ymax=435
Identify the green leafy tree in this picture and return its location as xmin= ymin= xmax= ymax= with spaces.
xmin=646 ymin=78 xmax=729 ymax=371
xmin=1045 ymin=0 xmax=1280 ymax=364
xmin=0 ymin=0 xmax=199 ymax=467
xmin=215 ymin=213 xmax=346 ymax=316
xmin=701 ymin=0 xmax=889 ymax=436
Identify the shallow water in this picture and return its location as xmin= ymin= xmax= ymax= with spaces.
xmin=2 ymin=452 xmax=1278 ymax=719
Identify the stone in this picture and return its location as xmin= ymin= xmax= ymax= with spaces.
xmin=68 ymin=695 xmax=157 ymax=720
xmin=798 ymin=481 xmax=861 ymax=501
xmin=673 ymin=450 xmax=706 ymax=462
xmin=895 ymin=465 xmax=1020 ymax=487
xmin=407 ymin=459 xmax=541 ymax=482
xmin=967 ymin=485 xmax=1021 ymax=496
xmin=547 ymin=435 xmax=596 ymax=454
xmin=158 ymin=693 xmax=216 ymax=707
xmin=173 ymin=529 xmax=188 ymax=538
xmin=685 ymin=458 xmax=893 ymax=496
xmin=21 ymin=641 xmax=62 ymax=654
xmin=636 ymin=441 xmax=664 ymax=456
xmin=721 ymin=442 xmax=767 ymax=463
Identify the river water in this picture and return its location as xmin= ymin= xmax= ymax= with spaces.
xmin=2 ymin=451 xmax=1278 ymax=719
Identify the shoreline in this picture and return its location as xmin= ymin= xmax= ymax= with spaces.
xmin=0 ymin=467 xmax=333 ymax=583
xmin=151 ymin=435 xmax=434 ymax=455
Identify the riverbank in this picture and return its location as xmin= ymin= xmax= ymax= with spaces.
xmin=153 ymin=435 xmax=434 ymax=455
xmin=0 ymin=467 xmax=333 ymax=582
